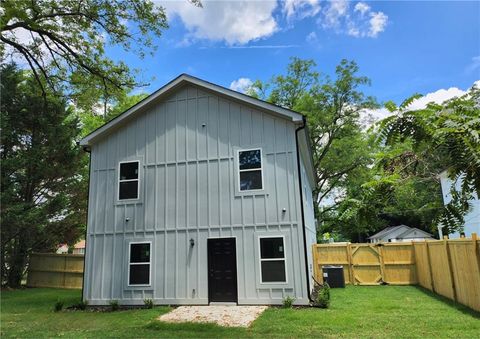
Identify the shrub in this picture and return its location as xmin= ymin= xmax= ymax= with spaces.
xmin=109 ymin=300 xmax=119 ymax=311
xmin=144 ymin=298 xmax=154 ymax=309
xmin=54 ymin=300 xmax=64 ymax=312
xmin=282 ymin=295 xmax=296 ymax=308
xmin=315 ymin=283 xmax=330 ymax=309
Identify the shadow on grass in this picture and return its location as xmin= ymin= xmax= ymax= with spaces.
xmin=414 ymin=285 xmax=480 ymax=318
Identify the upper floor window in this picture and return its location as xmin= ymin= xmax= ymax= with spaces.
xmin=238 ymin=149 xmax=263 ymax=191
xmin=119 ymin=161 xmax=139 ymax=200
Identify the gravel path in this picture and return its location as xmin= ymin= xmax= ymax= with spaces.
xmin=158 ymin=305 xmax=268 ymax=327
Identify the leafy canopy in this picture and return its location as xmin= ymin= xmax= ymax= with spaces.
xmin=0 ymin=0 xmax=168 ymax=105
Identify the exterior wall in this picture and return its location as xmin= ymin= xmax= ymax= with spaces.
xmin=300 ymin=159 xmax=316 ymax=290
xmin=439 ymin=172 xmax=480 ymax=238
xmin=83 ymin=84 xmax=309 ymax=305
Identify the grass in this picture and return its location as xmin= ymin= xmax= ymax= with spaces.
xmin=1 ymin=286 xmax=479 ymax=338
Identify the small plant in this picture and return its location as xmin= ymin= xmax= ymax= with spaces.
xmin=282 ymin=295 xmax=296 ymax=308
xmin=144 ymin=298 xmax=154 ymax=309
xmin=315 ymin=283 xmax=330 ymax=309
xmin=109 ymin=300 xmax=119 ymax=311
xmin=54 ymin=300 xmax=64 ymax=312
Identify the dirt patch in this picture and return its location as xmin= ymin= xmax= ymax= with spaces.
xmin=158 ymin=305 xmax=268 ymax=327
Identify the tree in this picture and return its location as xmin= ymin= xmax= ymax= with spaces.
xmin=378 ymin=86 xmax=480 ymax=233
xmin=0 ymin=0 xmax=168 ymax=107
xmin=1 ymin=64 xmax=84 ymax=287
xmin=249 ymin=58 xmax=377 ymax=218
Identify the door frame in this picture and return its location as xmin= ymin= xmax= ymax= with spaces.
xmin=207 ymin=237 xmax=238 ymax=303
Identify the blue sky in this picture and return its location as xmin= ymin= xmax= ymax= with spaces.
xmin=108 ymin=1 xmax=480 ymax=106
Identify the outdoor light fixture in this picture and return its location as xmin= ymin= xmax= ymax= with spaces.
xmin=190 ymin=238 xmax=195 ymax=247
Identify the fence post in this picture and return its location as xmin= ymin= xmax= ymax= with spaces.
xmin=347 ymin=243 xmax=354 ymax=285
xmin=472 ymin=233 xmax=480 ymax=278
xmin=444 ymin=238 xmax=457 ymax=302
xmin=63 ymin=255 xmax=67 ymax=288
xmin=378 ymin=244 xmax=386 ymax=284
xmin=425 ymin=240 xmax=435 ymax=293
xmin=411 ymin=241 xmax=417 ymax=284
xmin=312 ymin=244 xmax=319 ymax=283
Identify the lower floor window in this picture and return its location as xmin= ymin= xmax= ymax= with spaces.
xmin=259 ymin=237 xmax=287 ymax=283
xmin=129 ymin=242 xmax=151 ymax=285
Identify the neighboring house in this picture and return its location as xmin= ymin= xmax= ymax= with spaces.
xmin=368 ymin=225 xmax=434 ymax=243
xmin=439 ymin=170 xmax=480 ymax=238
xmin=56 ymin=240 xmax=86 ymax=254
xmin=73 ymin=240 xmax=86 ymax=255
xmin=79 ymin=74 xmax=317 ymax=306
xmin=56 ymin=244 xmax=69 ymax=254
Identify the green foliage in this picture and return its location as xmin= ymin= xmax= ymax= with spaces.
xmin=143 ymin=299 xmax=154 ymax=309
xmin=282 ymin=295 xmax=296 ymax=308
xmin=54 ymin=300 xmax=64 ymax=312
xmin=313 ymin=283 xmax=330 ymax=308
xmin=0 ymin=64 xmax=85 ymax=287
xmin=0 ymin=0 xmax=168 ymax=107
xmin=109 ymin=300 xmax=119 ymax=311
xmin=378 ymin=85 xmax=480 ymax=232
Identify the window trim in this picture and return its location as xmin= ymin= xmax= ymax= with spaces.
xmin=127 ymin=241 xmax=152 ymax=287
xmin=118 ymin=160 xmax=140 ymax=201
xmin=258 ymin=235 xmax=288 ymax=284
xmin=237 ymin=148 xmax=264 ymax=192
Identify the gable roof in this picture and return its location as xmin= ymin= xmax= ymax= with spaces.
xmin=79 ymin=74 xmax=304 ymax=147
xmin=368 ymin=225 xmax=410 ymax=240
xmin=396 ymin=227 xmax=433 ymax=239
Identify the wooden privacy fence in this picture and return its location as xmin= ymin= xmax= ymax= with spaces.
xmin=27 ymin=253 xmax=84 ymax=289
xmin=312 ymin=242 xmax=416 ymax=285
xmin=313 ymin=235 xmax=480 ymax=312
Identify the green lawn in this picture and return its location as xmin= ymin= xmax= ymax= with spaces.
xmin=1 ymin=286 xmax=479 ymax=338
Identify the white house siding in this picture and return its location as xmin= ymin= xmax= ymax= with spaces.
xmin=83 ymin=84 xmax=311 ymax=305
xmin=439 ymin=172 xmax=480 ymax=238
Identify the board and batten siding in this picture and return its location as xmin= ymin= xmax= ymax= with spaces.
xmin=83 ymin=84 xmax=310 ymax=305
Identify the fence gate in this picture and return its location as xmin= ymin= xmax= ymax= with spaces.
xmin=350 ymin=244 xmax=383 ymax=285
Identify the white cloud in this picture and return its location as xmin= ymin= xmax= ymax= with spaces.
xmin=306 ymin=31 xmax=318 ymax=44
xmin=466 ymin=56 xmax=480 ymax=74
xmin=283 ymin=0 xmax=321 ymax=20
xmin=364 ymin=82 xmax=479 ymax=124
xmin=406 ymin=86 xmax=467 ymax=111
xmin=354 ymin=2 xmax=370 ymax=16
xmin=321 ymin=0 xmax=349 ymax=29
xmin=318 ymin=0 xmax=388 ymax=38
xmin=161 ymin=0 xmax=278 ymax=45
xmin=368 ymin=11 xmax=388 ymax=38
xmin=230 ymin=77 xmax=253 ymax=93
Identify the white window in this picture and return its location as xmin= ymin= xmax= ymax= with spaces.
xmin=238 ymin=149 xmax=263 ymax=191
xmin=128 ymin=242 xmax=151 ymax=286
xmin=259 ymin=237 xmax=287 ymax=283
xmin=118 ymin=161 xmax=139 ymax=200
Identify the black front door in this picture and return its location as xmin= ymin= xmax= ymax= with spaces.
xmin=207 ymin=238 xmax=238 ymax=303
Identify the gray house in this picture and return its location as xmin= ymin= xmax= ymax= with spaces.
xmin=79 ymin=74 xmax=316 ymax=306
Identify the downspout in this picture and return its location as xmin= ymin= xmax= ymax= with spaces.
xmin=295 ymin=116 xmax=314 ymax=304
xmin=80 ymin=144 xmax=91 ymax=302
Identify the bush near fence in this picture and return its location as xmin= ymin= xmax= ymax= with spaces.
xmin=27 ymin=253 xmax=84 ymax=289
xmin=312 ymin=234 xmax=480 ymax=312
